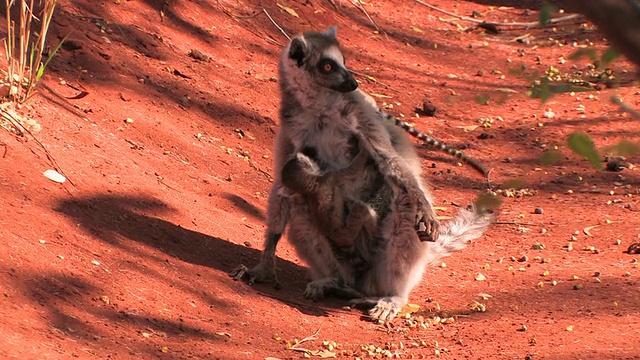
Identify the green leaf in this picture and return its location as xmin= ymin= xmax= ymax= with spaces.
xmin=502 ymin=178 xmax=526 ymax=189
xmin=37 ymin=62 xmax=45 ymax=80
xmin=600 ymin=47 xmax=620 ymax=66
xmin=529 ymin=77 xmax=593 ymax=103
xmin=568 ymin=48 xmax=598 ymax=62
xmin=539 ymin=4 xmax=557 ymax=25
xmin=607 ymin=140 xmax=640 ymax=156
xmin=567 ymin=132 xmax=603 ymax=169
xmin=474 ymin=193 xmax=502 ymax=212
xmin=38 ymin=33 xmax=69 ymax=82
xmin=537 ymin=79 xmax=552 ymax=103
xmin=527 ymin=78 xmax=549 ymax=102
xmin=539 ymin=150 xmax=562 ymax=165
xmin=475 ymin=94 xmax=490 ymax=105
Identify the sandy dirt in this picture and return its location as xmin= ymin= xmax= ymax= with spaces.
xmin=1 ymin=0 xmax=639 ymax=359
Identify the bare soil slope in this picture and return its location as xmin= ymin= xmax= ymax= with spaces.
xmin=1 ymin=1 xmax=639 ymax=359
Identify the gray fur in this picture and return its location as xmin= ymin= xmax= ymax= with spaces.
xmin=229 ymin=28 xmax=492 ymax=322
xmin=281 ymin=140 xmax=377 ymax=249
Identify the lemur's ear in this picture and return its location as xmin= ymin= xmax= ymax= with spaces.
xmin=288 ymin=36 xmax=307 ymax=67
xmin=325 ymin=26 xmax=337 ymax=38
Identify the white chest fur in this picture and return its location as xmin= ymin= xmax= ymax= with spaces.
xmin=289 ymin=105 xmax=359 ymax=170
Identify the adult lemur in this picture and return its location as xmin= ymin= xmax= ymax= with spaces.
xmin=230 ymin=27 xmax=492 ymax=321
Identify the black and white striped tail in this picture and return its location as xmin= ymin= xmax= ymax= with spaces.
xmin=385 ymin=114 xmax=488 ymax=176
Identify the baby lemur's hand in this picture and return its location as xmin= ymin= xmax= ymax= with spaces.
xmin=415 ymin=201 xmax=439 ymax=242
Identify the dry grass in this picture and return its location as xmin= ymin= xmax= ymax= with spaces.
xmin=0 ymin=0 xmax=58 ymax=134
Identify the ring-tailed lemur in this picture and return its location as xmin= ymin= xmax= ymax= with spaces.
xmin=229 ymin=27 xmax=493 ymax=322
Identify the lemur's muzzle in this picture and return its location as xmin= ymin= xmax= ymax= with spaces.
xmin=331 ymin=71 xmax=358 ymax=93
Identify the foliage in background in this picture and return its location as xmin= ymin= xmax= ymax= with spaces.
xmin=526 ymin=8 xmax=640 ymax=170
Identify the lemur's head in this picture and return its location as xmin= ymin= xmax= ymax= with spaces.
xmin=279 ymin=27 xmax=358 ymax=94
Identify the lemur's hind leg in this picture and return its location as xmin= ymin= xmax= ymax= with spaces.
xmin=356 ymin=190 xmax=430 ymax=322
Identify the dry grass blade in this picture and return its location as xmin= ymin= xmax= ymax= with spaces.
xmin=25 ymin=0 xmax=57 ymax=101
xmin=351 ymin=0 xmax=384 ymax=36
xmin=262 ymin=8 xmax=290 ymax=40
xmin=583 ymin=225 xmax=598 ymax=237
xmin=2 ymin=0 xmax=58 ymax=104
xmin=414 ymin=0 xmax=582 ymax=28
xmin=289 ymin=328 xmax=320 ymax=351
xmin=288 ymin=328 xmax=336 ymax=358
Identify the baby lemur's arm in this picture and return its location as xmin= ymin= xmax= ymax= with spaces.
xmin=281 ymin=143 xmax=376 ymax=248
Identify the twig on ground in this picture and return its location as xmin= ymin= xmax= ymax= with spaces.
xmin=352 ymin=0 xmax=385 ymax=36
xmin=158 ymin=179 xmax=181 ymax=192
xmin=327 ymin=0 xmax=342 ymax=14
xmin=216 ymin=0 xmax=264 ymax=19
xmin=217 ymin=5 xmax=284 ymax=47
xmin=160 ymin=0 xmax=168 ymax=22
xmin=290 ymin=328 xmax=321 ymax=353
xmin=249 ymin=161 xmax=274 ymax=181
xmin=0 ymin=107 xmax=75 ymax=186
xmin=262 ymin=8 xmax=290 ymax=40
xmin=486 ymin=168 xmax=493 ymax=190
xmin=414 ymin=0 xmax=582 ymax=28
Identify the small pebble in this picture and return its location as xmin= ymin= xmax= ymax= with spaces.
xmin=419 ymin=100 xmax=437 ymax=117
xmin=534 ymin=207 xmax=543 ymax=214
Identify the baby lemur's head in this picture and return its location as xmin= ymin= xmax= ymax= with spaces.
xmin=279 ymin=27 xmax=358 ymax=95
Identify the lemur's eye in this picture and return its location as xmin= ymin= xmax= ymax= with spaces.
xmin=322 ymin=62 xmax=333 ymax=73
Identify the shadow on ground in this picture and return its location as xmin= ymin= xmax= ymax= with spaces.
xmin=53 ymin=194 xmax=337 ymax=314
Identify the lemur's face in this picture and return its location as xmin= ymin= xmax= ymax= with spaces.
xmin=286 ymin=28 xmax=358 ymax=93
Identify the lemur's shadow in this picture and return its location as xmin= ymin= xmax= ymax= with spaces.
xmin=55 ymin=193 xmax=343 ymax=317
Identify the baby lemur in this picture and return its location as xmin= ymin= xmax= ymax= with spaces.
xmin=280 ymin=137 xmax=377 ymax=249
xmin=230 ymin=27 xmax=493 ymax=322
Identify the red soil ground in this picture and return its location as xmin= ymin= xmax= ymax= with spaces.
xmin=1 ymin=1 xmax=639 ymax=359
